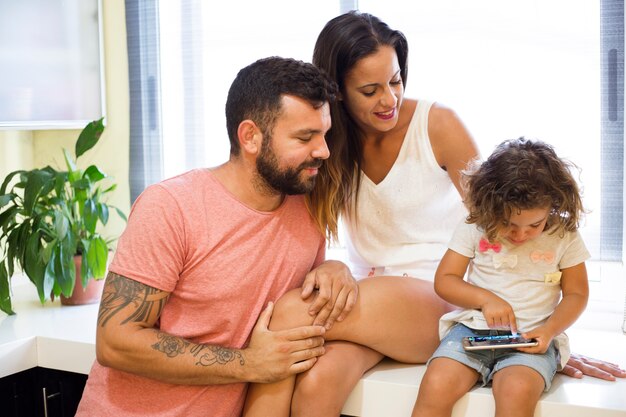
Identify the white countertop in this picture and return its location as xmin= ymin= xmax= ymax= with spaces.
xmin=0 ymin=278 xmax=98 ymax=377
xmin=2 ymin=277 xmax=626 ymax=417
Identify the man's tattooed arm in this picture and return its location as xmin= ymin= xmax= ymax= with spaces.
xmin=98 ymin=272 xmax=169 ymax=327
xmin=152 ymin=333 xmax=245 ymax=367
xmin=97 ymin=272 xmax=245 ymax=373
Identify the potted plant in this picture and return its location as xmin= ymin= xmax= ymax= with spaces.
xmin=0 ymin=118 xmax=126 ymax=315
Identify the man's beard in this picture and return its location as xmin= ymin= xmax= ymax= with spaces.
xmin=255 ymin=137 xmax=322 ymax=195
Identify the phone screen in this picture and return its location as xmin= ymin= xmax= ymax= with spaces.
xmin=462 ymin=334 xmax=538 ymax=351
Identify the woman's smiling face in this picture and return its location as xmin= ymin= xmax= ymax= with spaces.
xmin=342 ymin=45 xmax=404 ymax=135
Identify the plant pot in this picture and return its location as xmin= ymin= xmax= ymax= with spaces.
xmin=59 ymin=256 xmax=105 ymax=306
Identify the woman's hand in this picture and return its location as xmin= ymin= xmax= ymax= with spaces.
xmin=301 ymin=260 xmax=358 ymax=329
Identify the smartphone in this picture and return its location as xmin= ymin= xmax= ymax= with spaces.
xmin=462 ymin=334 xmax=538 ymax=351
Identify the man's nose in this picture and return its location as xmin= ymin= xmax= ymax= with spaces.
xmin=312 ymin=136 xmax=330 ymax=160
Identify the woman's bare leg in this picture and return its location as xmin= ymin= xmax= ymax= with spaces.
xmin=277 ymin=276 xmax=452 ymax=362
xmin=244 ymin=276 xmax=452 ymax=416
xmin=243 ymin=376 xmax=294 ymax=417
xmin=291 ymin=341 xmax=383 ymax=417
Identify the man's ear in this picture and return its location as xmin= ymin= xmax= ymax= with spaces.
xmin=238 ymin=120 xmax=261 ymax=155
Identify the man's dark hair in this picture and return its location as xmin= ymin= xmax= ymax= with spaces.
xmin=225 ymin=56 xmax=338 ymax=156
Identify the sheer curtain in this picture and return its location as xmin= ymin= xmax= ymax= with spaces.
xmin=358 ymin=0 xmax=619 ymax=262
xmin=158 ymin=0 xmax=346 ymax=179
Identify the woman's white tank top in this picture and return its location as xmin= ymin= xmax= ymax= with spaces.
xmin=343 ymin=100 xmax=467 ymax=281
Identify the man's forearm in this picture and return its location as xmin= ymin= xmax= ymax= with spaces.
xmin=95 ymin=272 xmax=255 ymax=385
xmin=96 ymin=326 xmax=253 ymax=385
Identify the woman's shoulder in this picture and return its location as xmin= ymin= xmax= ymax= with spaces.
xmin=427 ymin=102 xmax=464 ymax=132
xmin=424 ymin=101 xmax=479 ymax=168
xmin=397 ymin=98 xmax=418 ymax=128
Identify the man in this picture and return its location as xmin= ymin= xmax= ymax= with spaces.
xmin=76 ymin=57 xmax=357 ymax=416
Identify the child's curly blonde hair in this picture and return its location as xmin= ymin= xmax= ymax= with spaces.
xmin=463 ymin=137 xmax=585 ymax=241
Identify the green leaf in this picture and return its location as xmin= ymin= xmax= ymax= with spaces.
xmin=80 ymin=241 xmax=91 ymax=287
xmin=0 ymin=169 xmax=25 ymax=195
xmin=97 ymin=203 xmax=109 ymax=225
xmin=83 ymin=165 xmax=106 ymax=183
xmin=43 ymin=255 xmax=57 ymax=302
xmin=24 ymin=232 xmax=47 ymax=298
xmin=53 ymin=211 xmax=69 ymax=241
xmin=5 ymin=224 xmax=23 ymax=277
xmin=15 ymin=221 xmax=32 ymax=267
xmin=113 ymin=206 xmax=128 ymax=222
xmin=54 ymin=171 xmax=68 ymax=197
xmin=0 ymin=262 xmax=15 ymax=315
xmin=52 ymin=244 xmax=75 ymax=297
xmin=23 ymin=170 xmax=54 ymax=215
xmin=75 ymin=118 xmax=105 ymax=158
xmin=0 ymin=193 xmax=14 ymax=208
xmin=72 ymin=178 xmax=91 ymax=190
xmin=87 ymin=236 xmax=108 ymax=279
xmin=0 ymin=205 xmax=18 ymax=230
xmin=63 ymin=149 xmax=79 ymax=182
xmin=83 ymin=199 xmax=98 ymax=234
xmin=41 ymin=238 xmax=56 ymax=264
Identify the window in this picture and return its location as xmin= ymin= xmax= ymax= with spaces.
xmin=360 ymin=0 xmax=614 ymax=260
xmin=158 ymin=0 xmax=345 ymax=178
xmin=127 ymin=0 xmax=625 ymax=322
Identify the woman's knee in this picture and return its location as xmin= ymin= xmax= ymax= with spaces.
xmin=271 ymin=288 xmax=314 ymax=331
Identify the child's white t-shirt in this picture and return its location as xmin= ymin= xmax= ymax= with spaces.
xmin=439 ymin=220 xmax=590 ymax=368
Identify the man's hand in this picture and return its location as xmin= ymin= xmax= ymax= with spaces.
xmin=244 ymin=302 xmax=326 ymax=383
xmin=560 ymin=353 xmax=626 ymax=381
xmin=301 ymin=260 xmax=358 ymax=329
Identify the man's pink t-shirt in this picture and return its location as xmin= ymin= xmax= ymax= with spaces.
xmin=76 ymin=169 xmax=325 ymax=417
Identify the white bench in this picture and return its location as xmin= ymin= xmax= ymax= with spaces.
xmin=341 ymin=327 xmax=626 ymax=417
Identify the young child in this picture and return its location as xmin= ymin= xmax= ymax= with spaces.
xmin=412 ymin=138 xmax=590 ymax=417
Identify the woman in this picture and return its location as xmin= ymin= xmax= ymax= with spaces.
xmin=244 ymin=11 xmax=625 ymax=417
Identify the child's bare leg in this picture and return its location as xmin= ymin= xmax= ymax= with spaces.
xmin=492 ymin=366 xmax=544 ymax=417
xmin=291 ymin=341 xmax=383 ymax=417
xmin=411 ymin=357 xmax=480 ymax=417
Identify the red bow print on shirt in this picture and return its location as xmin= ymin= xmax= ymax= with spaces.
xmin=479 ymin=238 xmax=502 ymax=253
xmin=530 ymin=250 xmax=556 ymax=264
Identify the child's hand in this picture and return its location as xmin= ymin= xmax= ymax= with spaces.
xmin=480 ymin=293 xmax=517 ymax=333
xmin=517 ymin=325 xmax=555 ymax=354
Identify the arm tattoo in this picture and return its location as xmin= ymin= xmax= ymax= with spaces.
xmin=97 ymin=272 xmax=168 ymax=326
xmin=152 ymin=332 xmax=245 ymax=366
xmin=152 ymin=332 xmax=189 ymax=357
xmin=189 ymin=344 xmax=245 ymax=367
xmin=100 ymin=273 xmax=245 ymax=368
xmin=151 ymin=334 xmax=244 ymax=366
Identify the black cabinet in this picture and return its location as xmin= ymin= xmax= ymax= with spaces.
xmin=0 ymin=367 xmax=87 ymax=417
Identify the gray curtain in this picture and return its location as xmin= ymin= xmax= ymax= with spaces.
xmin=601 ymin=0 xmax=624 ymax=261
xmin=126 ymin=0 xmax=163 ymax=203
